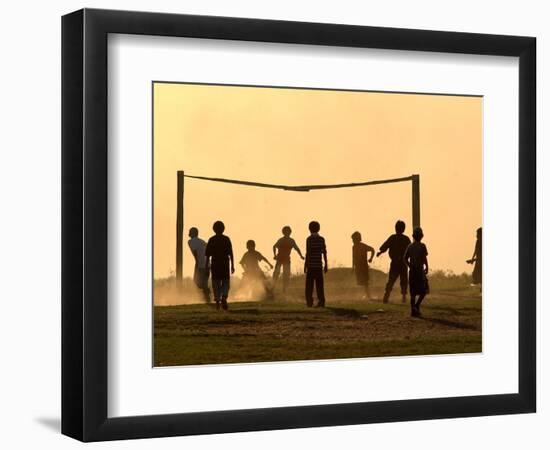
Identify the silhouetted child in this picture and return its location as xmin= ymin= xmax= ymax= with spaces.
xmin=188 ymin=227 xmax=211 ymax=302
xmin=240 ymin=240 xmax=274 ymax=299
xmin=351 ymin=231 xmax=375 ymax=300
xmin=377 ymin=220 xmax=411 ymax=303
xmin=205 ymin=221 xmax=234 ymax=310
xmin=273 ymin=226 xmax=304 ymax=295
xmin=467 ymin=227 xmax=482 ymax=286
xmin=304 ymin=221 xmax=328 ymax=307
xmin=404 ymin=227 xmax=429 ymax=317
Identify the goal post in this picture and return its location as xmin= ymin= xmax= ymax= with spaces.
xmin=175 ymin=170 xmax=184 ymax=286
xmin=412 ymin=174 xmax=420 ymax=230
xmin=174 ymin=171 xmax=420 ymax=283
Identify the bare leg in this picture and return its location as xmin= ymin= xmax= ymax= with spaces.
xmin=410 ymin=294 xmax=417 ymax=316
xmin=282 ymin=262 xmax=290 ymax=295
xmin=400 ymin=264 xmax=408 ymax=303
xmin=263 ymin=276 xmax=274 ymax=300
xmin=384 ymin=266 xmax=399 ymax=303
xmin=415 ymin=294 xmax=425 ymax=315
xmin=272 ymin=261 xmax=281 ymax=289
xmin=364 ymin=285 xmax=372 ymax=301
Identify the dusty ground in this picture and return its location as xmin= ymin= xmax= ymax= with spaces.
xmin=154 ymin=288 xmax=481 ymax=366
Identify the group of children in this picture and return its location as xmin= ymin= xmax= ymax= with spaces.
xmin=188 ymin=219 xmax=430 ymax=316
xmin=352 ymin=221 xmax=429 ymax=317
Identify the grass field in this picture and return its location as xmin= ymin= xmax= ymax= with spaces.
xmin=154 ymin=268 xmax=481 ymax=367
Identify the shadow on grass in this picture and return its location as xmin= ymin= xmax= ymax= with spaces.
xmin=419 ymin=316 xmax=479 ymax=331
xmin=228 ymin=308 xmax=261 ymax=315
xmin=437 ymin=292 xmax=481 ymax=299
xmin=326 ymin=307 xmax=362 ymax=319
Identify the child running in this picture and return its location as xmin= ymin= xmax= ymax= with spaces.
xmin=377 ymin=220 xmax=411 ymax=303
xmin=205 ymin=221 xmax=234 ymax=310
xmin=272 ymin=226 xmax=304 ymax=295
xmin=404 ymin=227 xmax=429 ymax=317
xmin=351 ymin=231 xmax=375 ymax=300
xmin=240 ymin=240 xmax=274 ymax=299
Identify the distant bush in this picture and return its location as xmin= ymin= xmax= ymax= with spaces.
xmin=428 ymin=270 xmax=472 ymax=291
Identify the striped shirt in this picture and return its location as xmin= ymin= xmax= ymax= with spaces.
xmin=305 ymin=233 xmax=327 ymax=269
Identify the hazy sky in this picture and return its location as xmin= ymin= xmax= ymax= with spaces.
xmin=153 ymin=83 xmax=481 ymax=279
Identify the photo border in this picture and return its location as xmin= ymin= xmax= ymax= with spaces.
xmin=62 ymin=8 xmax=536 ymax=441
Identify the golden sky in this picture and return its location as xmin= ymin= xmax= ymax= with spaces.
xmin=153 ymin=83 xmax=481 ymax=279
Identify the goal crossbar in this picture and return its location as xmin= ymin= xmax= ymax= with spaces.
xmin=175 ymin=171 xmax=420 ymax=282
xmin=183 ymin=173 xmax=415 ymax=192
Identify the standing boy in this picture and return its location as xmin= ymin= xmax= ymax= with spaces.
xmin=304 ymin=221 xmax=328 ymax=307
xmin=205 ymin=221 xmax=235 ymax=310
xmin=466 ymin=227 xmax=482 ymax=286
xmin=240 ymin=240 xmax=274 ymax=299
xmin=351 ymin=231 xmax=375 ymax=301
xmin=272 ymin=226 xmax=304 ymax=295
xmin=187 ymin=227 xmax=210 ymax=302
xmin=377 ymin=220 xmax=411 ymax=303
xmin=404 ymin=227 xmax=429 ymax=317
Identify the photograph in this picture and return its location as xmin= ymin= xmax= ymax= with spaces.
xmin=153 ymin=82 xmax=483 ymax=367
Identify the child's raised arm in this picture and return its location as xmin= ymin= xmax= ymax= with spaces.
xmin=228 ymin=239 xmax=235 ymax=274
xmin=322 ymin=239 xmax=328 ymax=273
xmin=188 ymin=242 xmax=199 ymax=264
xmin=366 ymin=244 xmax=375 ymax=263
xmin=467 ymin=242 xmax=477 ymax=264
xmin=260 ymin=252 xmax=274 ymax=269
xmin=403 ymin=246 xmax=411 ymax=268
xmin=377 ymin=236 xmax=391 ymax=257
xmin=292 ymin=240 xmax=305 ymax=259
xmin=423 ymin=246 xmax=429 ymax=274
xmin=304 ymin=239 xmax=310 ymax=273
xmin=204 ymin=240 xmax=212 ymax=269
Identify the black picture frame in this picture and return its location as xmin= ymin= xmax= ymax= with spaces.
xmin=62 ymin=8 xmax=536 ymax=442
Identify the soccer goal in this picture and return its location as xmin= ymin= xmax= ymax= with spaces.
xmin=174 ymin=170 xmax=420 ymax=283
